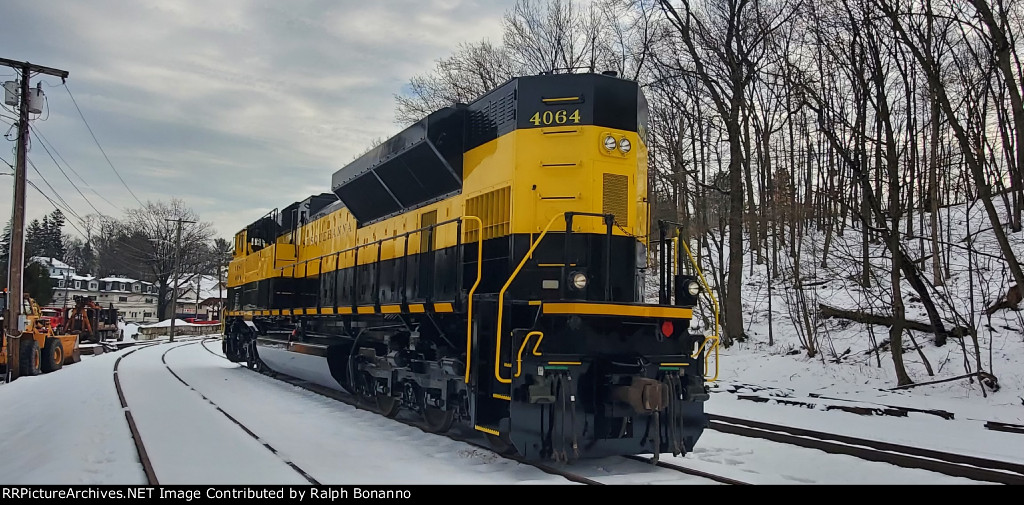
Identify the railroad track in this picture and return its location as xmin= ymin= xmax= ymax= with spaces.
xmin=708 ymin=414 xmax=1024 ymax=485
xmin=620 ymin=455 xmax=750 ymax=485
xmin=115 ymin=338 xmax=320 ymax=485
xmin=197 ymin=339 xmax=752 ymax=485
xmin=721 ymin=384 xmax=1024 ymax=435
xmin=195 ymin=338 xmax=606 ymax=485
xmin=122 ymin=338 xmax=1019 ymax=485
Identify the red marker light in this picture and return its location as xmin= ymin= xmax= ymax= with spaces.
xmin=661 ymin=321 xmax=674 ymax=338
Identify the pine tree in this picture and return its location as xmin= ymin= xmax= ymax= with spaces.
xmin=46 ymin=209 xmax=66 ymax=260
xmin=0 ymin=218 xmax=10 ymax=287
xmin=25 ymin=218 xmax=44 ymax=260
xmin=24 ymin=261 xmax=54 ymax=306
xmin=80 ymin=241 xmax=95 ymax=275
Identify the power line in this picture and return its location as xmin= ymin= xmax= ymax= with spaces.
xmin=63 ymin=83 xmax=145 ymax=207
xmin=33 ymin=125 xmax=122 ymax=211
xmin=30 ymin=129 xmax=105 ymax=216
xmin=0 ymin=168 xmax=87 ymax=238
xmin=26 ymin=179 xmax=87 ymax=237
xmin=27 ymin=157 xmax=86 ymax=224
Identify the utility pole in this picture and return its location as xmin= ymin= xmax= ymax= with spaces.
xmin=166 ymin=217 xmax=194 ymax=342
xmin=1 ymin=58 xmax=68 ymax=381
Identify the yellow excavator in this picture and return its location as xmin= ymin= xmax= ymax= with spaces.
xmin=1 ymin=290 xmax=81 ymax=379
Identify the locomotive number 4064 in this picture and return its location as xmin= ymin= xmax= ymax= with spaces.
xmin=529 ymin=109 xmax=581 ymax=126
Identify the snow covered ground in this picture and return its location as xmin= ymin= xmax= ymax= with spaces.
xmin=0 ymin=335 xmax=1019 ymax=485
xmin=0 ymin=202 xmax=1021 ymax=485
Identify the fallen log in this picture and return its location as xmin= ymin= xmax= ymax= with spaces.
xmin=886 ymin=371 xmax=999 ymax=392
xmin=819 ymin=304 xmax=970 ymax=338
xmin=984 ymin=284 xmax=1022 ymax=315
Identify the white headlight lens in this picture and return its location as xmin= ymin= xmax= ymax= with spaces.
xmin=572 ymin=272 xmax=588 ymax=290
xmin=619 ymin=138 xmax=632 ymax=153
xmin=688 ymin=281 xmax=700 ymax=296
xmin=603 ymin=135 xmax=617 ymax=151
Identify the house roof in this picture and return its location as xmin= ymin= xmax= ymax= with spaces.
xmin=169 ymin=273 xmax=226 ymax=301
xmin=30 ymin=256 xmax=72 ymax=270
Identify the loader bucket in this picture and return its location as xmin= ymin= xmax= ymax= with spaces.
xmin=56 ymin=335 xmax=81 ymax=365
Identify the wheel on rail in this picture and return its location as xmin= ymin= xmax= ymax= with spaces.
xmin=486 ymin=432 xmax=517 ymax=456
xmin=355 ymin=371 xmax=400 ymax=417
xmin=422 ymin=407 xmax=455 ymax=433
xmin=245 ymin=341 xmax=259 ymax=370
xmin=374 ymin=394 xmax=400 ymax=418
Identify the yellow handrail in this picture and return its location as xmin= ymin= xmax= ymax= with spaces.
xmin=462 ymin=216 xmax=484 ymax=383
xmin=495 ymin=213 xmax=564 ymax=384
xmin=274 ymin=216 xmax=464 ymax=276
xmin=514 ymin=331 xmax=545 ymax=378
xmin=672 ymin=235 xmax=679 ymax=274
xmin=678 ymin=237 xmax=720 ymax=382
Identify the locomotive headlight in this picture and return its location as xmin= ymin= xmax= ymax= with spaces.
xmin=687 ymin=280 xmax=700 ymax=296
xmin=571 ymin=272 xmax=588 ymax=290
xmin=603 ymin=135 xmax=617 ymax=151
xmin=619 ymin=137 xmax=632 ymax=153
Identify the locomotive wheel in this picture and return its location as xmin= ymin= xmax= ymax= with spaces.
xmin=486 ymin=432 xmax=517 ymax=456
xmin=245 ymin=341 xmax=259 ymax=370
xmin=375 ymin=395 xmax=401 ymax=418
xmin=422 ymin=407 xmax=455 ymax=433
xmin=356 ymin=372 xmax=400 ymax=418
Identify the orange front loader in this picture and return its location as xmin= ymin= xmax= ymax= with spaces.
xmin=1 ymin=292 xmax=81 ymax=380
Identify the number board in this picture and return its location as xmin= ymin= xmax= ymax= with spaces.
xmin=527 ymin=109 xmax=581 ymax=126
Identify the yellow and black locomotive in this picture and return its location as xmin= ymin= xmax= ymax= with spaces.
xmin=224 ymin=72 xmax=717 ymax=461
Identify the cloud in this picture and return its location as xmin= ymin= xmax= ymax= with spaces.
xmin=0 ymin=0 xmax=514 ymax=241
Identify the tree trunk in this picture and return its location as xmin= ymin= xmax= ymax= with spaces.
xmin=970 ymin=0 xmax=1024 ymax=231
xmin=880 ymin=0 xmax=1024 ymax=296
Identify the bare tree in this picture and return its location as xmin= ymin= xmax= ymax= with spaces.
xmin=394 ymin=41 xmax=516 ymax=124
xmin=657 ymin=0 xmax=799 ymax=345
xmin=876 ymin=0 xmax=1024 ymax=294
xmin=504 ymin=0 xmax=602 ymax=73
xmin=120 ymin=199 xmax=214 ymax=320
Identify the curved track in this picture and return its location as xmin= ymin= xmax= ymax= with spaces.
xmin=203 ymin=340 xmax=741 ymax=485
xmin=114 ymin=338 xmax=312 ymax=484
xmin=113 ymin=345 xmax=160 ymax=484
xmin=117 ymin=338 xmax=1013 ymax=485
xmin=117 ymin=338 xmax=578 ymax=484
xmin=160 ymin=343 xmax=321 ymax=484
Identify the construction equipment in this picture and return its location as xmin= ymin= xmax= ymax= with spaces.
xmin=61 ymin=296 xmax=121 ymax=344
xmin=0 ymin=291 xmax=81 ymax=379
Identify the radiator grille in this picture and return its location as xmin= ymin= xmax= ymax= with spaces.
xmin=602 ymin=173 xmax=628 ymax=226
xmin=465 ymin=186 xmax=511 ymax=242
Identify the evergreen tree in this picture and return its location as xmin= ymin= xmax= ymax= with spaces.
xmin=0 ymin=218 xmax=10 ymax=287
xmin=24 ymin=261 xmax=54 ymax=306
xmin=25 ymin=217 xmax=44 ymax=260
xmin=80 ymin=241 xmax=95 ymax=275
xmin=45 ymin=209 xmax=66 ymax=260
xmin=23 ymin=210 xmax=68 ymax=262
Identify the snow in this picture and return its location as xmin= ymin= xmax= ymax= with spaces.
xmin=30 ymin=256 xmax=71 ymax=270
xmin=120 ymin=322 xmax=140 ymax=341
xmin=0 ymin=334 xmax=1019 ymax=485
xmin=0 ymin=202 xmax=1021 ymax=485
xmin=140 ymin=319 xmax=203 ymax=328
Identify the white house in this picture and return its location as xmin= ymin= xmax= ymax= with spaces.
xmin=164 ymin=273 xmax=227 ymax=322
xmin=31 ymin=257 xmax=160 ymax=324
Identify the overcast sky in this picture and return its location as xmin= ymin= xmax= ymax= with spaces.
xmin=0 ymin=0 xmax=516 ymax=241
